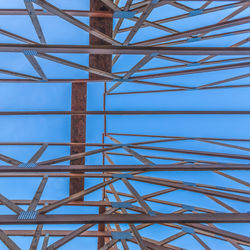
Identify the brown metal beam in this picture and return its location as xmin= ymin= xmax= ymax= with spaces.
xmin=0 ymin=44 xmax=249 ymax=55
xmin=2 ymin=230 xmax=111 ymax=237
xmin=3 ymin=110 xmax=250 ymax=115
xmin=89 ymin=1 xmax=113 ymax=248
xmin=70 ymin=82 xmax=87 ymax=199
xmin=135 ymin=16 xmax=250 ymax=46
xmin=0 ymin=213 xmax=249 ymax=224
xmin=0 ymin=9 xmax=114 ymax=17
xmin=130 ymin=145 xmax=250 ymax=160
xmin=1 ymin=164 xmax=250 ymax=172
xmin=0 ymin=200 xmax=110 ymax=207
xmin=130 ymin=62 xmax=250 ymax=80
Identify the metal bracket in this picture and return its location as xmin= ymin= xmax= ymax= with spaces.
xmin=187 ymin=37 xmax=201 ymax=43
xmin=150 ymin=52 xmax=159 ymax=58
xmin=111 ymin=232 xmax=133 ymax=240
xmin=189 ymin=9 xmax=203 ymax=17
xmin=148 ymin=211 xmax=156 ymax=216
xmin=187 ymin=63 xmax=201 ymax=67
xmin=18 ymin=163 xmax=37 ymax=168
xmin=111 ymin=202 xmax=132 ymax=208
xmin=113 ymin=11 xmax=136 ymax=18
xmin=18 ymin=211 xmax=38 ymax=220
xmin=182 ymin=204 xmax=195 ymax=211
xmin=23 ymin=50 xmax=38 ymax=56
xmin=112 ymin=173 xmax=133 ymax=179
xmin=181 ymin=226 xmax=195 ymax=234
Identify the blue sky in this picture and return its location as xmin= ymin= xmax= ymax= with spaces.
xmin=0 ymin=0 xmax=249 ymax=249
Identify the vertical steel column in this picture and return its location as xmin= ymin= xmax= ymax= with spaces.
xmin=70 ymin=83 xmax=87 ymax=199
xmin=90 ymin=0 xmax=113 ymax=249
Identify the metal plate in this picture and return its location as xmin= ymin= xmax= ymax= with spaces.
xmin=113 ymin=11 xmax=136 ymax=18
xmin=18 ymin=211 xmax=38 ymax=220
xmin=182 ymin=226 xmax=195 ymax=234
xmin=112 ymin=173 xmax=133 ymax=179
xmin=111 ymin=202 xmax=132 ymax=208
xmin=18 ymin=163 xmax=37 ymax=168
xmin=111 ymin=232 xmax=133 ymax=240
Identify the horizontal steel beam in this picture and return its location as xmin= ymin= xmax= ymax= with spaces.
xmin=132 ymin=0 xmax=248 ymax=1
xmin=0 ymin=200 xmax=110 ymax=206
xmin=2 ymin=78 xmax=250 ymax=84
xmin=0 ymin=142 xmax=112 ymax=146
xmin=1 ymin=164 xmax=250 ymax=172
xmin=0 ymin=213 xmax=249 ymax=224
xmin=0 ymin=9 xmax=113 ymax=17
xmin=0 ymin=44 xmax=249 ymax=55
xmin=130 ymin=62 xmax=250 ymax=80
xmin=1 ymin=230 xmax=111 ymax=237
xmin=2 ymin=111 xmax=250 ymax=115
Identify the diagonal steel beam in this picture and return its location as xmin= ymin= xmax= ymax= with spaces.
xmin=37 ymin=52 xmax=121 ymax=80
xmin=33 ymin=0 xmax=121 ymax=45
xmin=107 ymin=53 xmax=157 ymax=93
xmin=0 ymin=229 xmax=20 ymax=250
xmin=29 ymin=224 xmax=43 ymax=250
xmin=47 ymin=224 xmax=94 ymax=250
xmin=113 ymin=0 xmax=160 ymax=64
xmin=24 ymin=0 xmax=46 ymax=44
xmin=130 ymin=62 xmax=250 ymax=80
xmin=100 ymin=0 xmax=120 ymax=11
xmin=135 ymin=16 xmax=250 ymax=46
xmin=24 ymin=54 xmax=47 ymax=81
xmin=37 ymin=178 xmax=118 ymax=214
xmin=0 ymin=153 xmax=22 ymax=165
xmin=0 ymin=194 xmax=23 ymax=214
xmin=28 ymin=144 xmax=48 ymax=163
xmin=118 ymin=1 xmax=245 ymax=34
xmin=28 ymin=176 xmax=48 ymax=211
xmin=0 ymin=68 xmax=41 ymax=81
xmin=38 ymin=145 xmax=123 ymax=165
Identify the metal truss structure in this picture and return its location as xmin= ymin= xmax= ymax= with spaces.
xmin=0 ymin=0 xmax=250 ymax=249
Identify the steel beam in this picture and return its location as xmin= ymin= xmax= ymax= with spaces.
xmin=0 ymin=164 xmax=249 ymax=172
xmin=0 ymin=44 xmax=249 ymax=55
xmin=1 ymin=230 xmax=111 ymax=237
xmin=135 ymin=16 xmax=250 ymax=46
xmin=70 ymin=82 xmax=87 ymax=199
xmin=89 ymin=1 xmax=113 ymax=246
xmin=0 ymin=9 xmax=114 ymax=17
xmin=0 ymin=213 xmax=249 ymax=224
xmin=2 ymin=110 xmax=250 ymax=115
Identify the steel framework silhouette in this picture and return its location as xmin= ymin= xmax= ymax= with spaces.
xmin=0 ymin=0 xmax=249 ymax=249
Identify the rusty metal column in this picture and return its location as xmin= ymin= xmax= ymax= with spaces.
xmin=70 ymin=82 xmax=87 ymax=198
xmin=90 ymin=0 xmax=113 ymax=249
